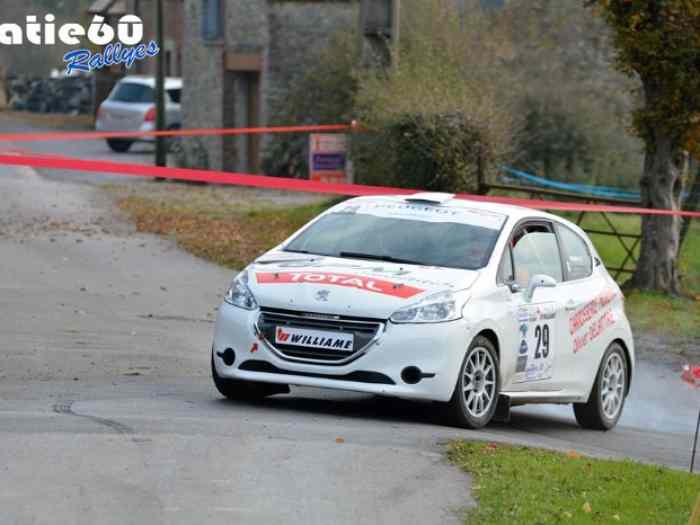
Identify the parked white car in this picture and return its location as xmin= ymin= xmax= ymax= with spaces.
xmin=211 ymin=193 xmax=634 ymax=430
xmin=95 ymin=75 xmax=182 ymax=153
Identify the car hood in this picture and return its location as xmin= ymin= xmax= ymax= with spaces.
xmin=247 ymin=251 xmax=480 ymax=319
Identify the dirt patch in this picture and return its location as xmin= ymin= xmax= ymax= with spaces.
xmin=105 ymin=180 xmax=337 ymax=269
xmin=635 ymin=332 xmax=700 ymax=366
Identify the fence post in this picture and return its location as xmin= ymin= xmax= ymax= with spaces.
xmin=691 ymin=409 xmax=700 ymax=474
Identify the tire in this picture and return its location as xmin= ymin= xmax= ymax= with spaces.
xmin=445 ymin=335 xmax=500 ymax=429
xmin=106 ymin=139 xmax=133 ymax=153
xmin=573 ymin=342 xmax=628 ymax=430
xmin=211 ymin=355 xmax=289 ymax=400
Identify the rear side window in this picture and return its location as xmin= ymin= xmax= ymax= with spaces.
xmin=110 ymin=83 xmax=154 ymax=103
xmin=557 ymin=225 xmax=593 ymax=280
xmin=167 ymin=89 xmax=181 ymax=103
xmin=511 ymin=225 xmax=563 ymax=288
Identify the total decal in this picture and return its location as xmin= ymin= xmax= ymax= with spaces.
xmin=570 ymin=289 xmax=619 ymax=354
xmin=254 ymin=258 xmax=452 ymax=289
xmin=514 ymin=304 xmax=556 ymax=383
xmin=255 ymin=271 xmax=425 ymax=299
xmin=0 ymin=14 xmax=159 ymax=75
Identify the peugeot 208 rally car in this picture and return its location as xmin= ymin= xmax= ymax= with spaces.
xmin=211 ymin=193 xmax=634 ymax=430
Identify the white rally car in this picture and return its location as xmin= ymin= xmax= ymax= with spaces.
xmin=211 ymin=193 xmax=634 ymax=430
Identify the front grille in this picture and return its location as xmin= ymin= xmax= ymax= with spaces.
xmin=256 ymin=307 xmax=385 ymax=365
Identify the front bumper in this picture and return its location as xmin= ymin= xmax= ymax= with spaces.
xmin=212 ymin=302 xmax=471 ymax=402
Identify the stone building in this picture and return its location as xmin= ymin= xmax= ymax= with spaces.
xmin=182 ymin=0 xmax=358 ymax=173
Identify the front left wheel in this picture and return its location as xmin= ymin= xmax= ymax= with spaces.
xmin=211 ymin=356 xmax=289 ymax=400
xmin=445 ymin=336 xmax=500 ymax=429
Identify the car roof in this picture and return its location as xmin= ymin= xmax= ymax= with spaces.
xmin=118 ymin=75 xmax=182 ymax=89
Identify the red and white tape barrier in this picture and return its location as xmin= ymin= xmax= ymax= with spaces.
xmin=1 ymin=152 xmax=699 ymax=218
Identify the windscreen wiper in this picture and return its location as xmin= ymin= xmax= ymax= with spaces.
xmin=338 ymin=251 xmax=422 ymax=266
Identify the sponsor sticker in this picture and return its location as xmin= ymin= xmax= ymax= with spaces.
xmin=519 ymin=323 xmax=528 ymax=337
xmin=256 ymin=271 xmax=425 ymax=299
xmin=519 ymin=339 xmax=528 ymax=355
xmin=275 ymin=326 xmax=354 ymax=352
xmin=516 ymin=355 xmax=528 ymax=373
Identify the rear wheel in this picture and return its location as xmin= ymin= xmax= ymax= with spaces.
xmin=211 ymin=355 xmax=289 ymax=401
xmin=445 ymin=336 xmax=500 ymax=429
xmin=573 ymin=342 xmax=628 ymax=430
xmin=106 ymin=139 xmax=132 ymax=153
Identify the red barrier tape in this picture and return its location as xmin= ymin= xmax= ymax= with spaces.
xmin=2 ymin=153 xmax=700 ymax=217
xmin=0 ymin=124 xmax=352 ymax=142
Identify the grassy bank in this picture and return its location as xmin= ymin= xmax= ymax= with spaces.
xmin=109 ymin=183 xmax=699 ymax=339
xmin=448 ymin=441 xmax=700 ymax=525
xmin=0 ymin=109 xmax=94 ymax=131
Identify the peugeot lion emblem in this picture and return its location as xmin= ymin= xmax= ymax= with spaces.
xmin=315 ymin=290 xmax=330 ymax=302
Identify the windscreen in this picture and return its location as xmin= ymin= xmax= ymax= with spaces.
xmin=284 ymin=201 xmax=507 ymax=270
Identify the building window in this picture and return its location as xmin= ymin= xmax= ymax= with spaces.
xmin=201 ymin=0 xmax=222 ymax=41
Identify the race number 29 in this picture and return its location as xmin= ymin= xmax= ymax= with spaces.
xmin=534 ymin=324 xmax=550 ymax=359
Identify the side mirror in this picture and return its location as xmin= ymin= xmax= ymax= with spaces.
xmin=525 ymin=274 xmax=557 ymax=302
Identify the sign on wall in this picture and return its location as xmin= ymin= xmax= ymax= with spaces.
xmin=309 ymin=133 xmax=349 ymax=184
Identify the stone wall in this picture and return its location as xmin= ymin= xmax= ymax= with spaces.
xmin=266 ymin=2 xmax=357 ymax=123
xmin=181 ymin=0 xmax=358 ymax=172
xmin=182 ymin=0 xmax=225 ymax=170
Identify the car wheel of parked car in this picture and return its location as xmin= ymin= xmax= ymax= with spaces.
xmin=446 ymin=335 xmax=500 ymax=429
xmin=106 ymin=139 xmax=133 ymax=153
xmin=573 ymin=342 xmax=628 ymax=430
xmin=211 ymin=355 xmax=290 ymax=401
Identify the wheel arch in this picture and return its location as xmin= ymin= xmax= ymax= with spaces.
xmin=475 ymin=328 xmax=500 ymax=361
xmin=611 ymin=338 xmax=633 ymax=396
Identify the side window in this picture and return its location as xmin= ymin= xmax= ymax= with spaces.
xmin=498 ymin=246 xmax=514 ymax=284
xmin=557 ymin=225 xmax=593 ymax=280
xmin=511 ymin=224 xmax=563 ymax=289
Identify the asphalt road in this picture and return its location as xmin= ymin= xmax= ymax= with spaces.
xmin=0 ymin=115 xmax=698 ymax=524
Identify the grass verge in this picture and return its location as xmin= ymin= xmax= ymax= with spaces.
xmin=110 ymin=182 xmax=334 ymax=269
xmin=448 ymin=441 xmax=700 ymax=525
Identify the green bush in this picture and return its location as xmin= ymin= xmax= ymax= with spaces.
xmin=353 ymin=0 xmax=515 ymax=192
xmin=355 ymin=113 xmax=488 ymax=192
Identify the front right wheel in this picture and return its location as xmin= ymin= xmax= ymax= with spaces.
xmin=445 ymin=335 xmax=500 ymax=429
xmin=573 ymin=342 xmax=628 ymax=430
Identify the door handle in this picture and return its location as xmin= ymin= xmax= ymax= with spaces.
xmin=565 ymin=300 xmax=580 ymax=312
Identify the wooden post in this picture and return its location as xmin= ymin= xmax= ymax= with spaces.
xmin=391 ymin=0 xmax=400 ymax=68
xmin=154 ymin=0 xmax=167 ymax=167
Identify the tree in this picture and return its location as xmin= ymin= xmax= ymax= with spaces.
xmin=586 ymin=0 xmax=700 ymax=294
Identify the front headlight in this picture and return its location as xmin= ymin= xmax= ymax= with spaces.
xmin=389 ymin=290 xmax=463 ymax=324
xmin=224 ymin=271 xmax=258 ymax=310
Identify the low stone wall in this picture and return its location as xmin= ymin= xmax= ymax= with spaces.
xmin=5 ymin=75 xmax=94 ymax=115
